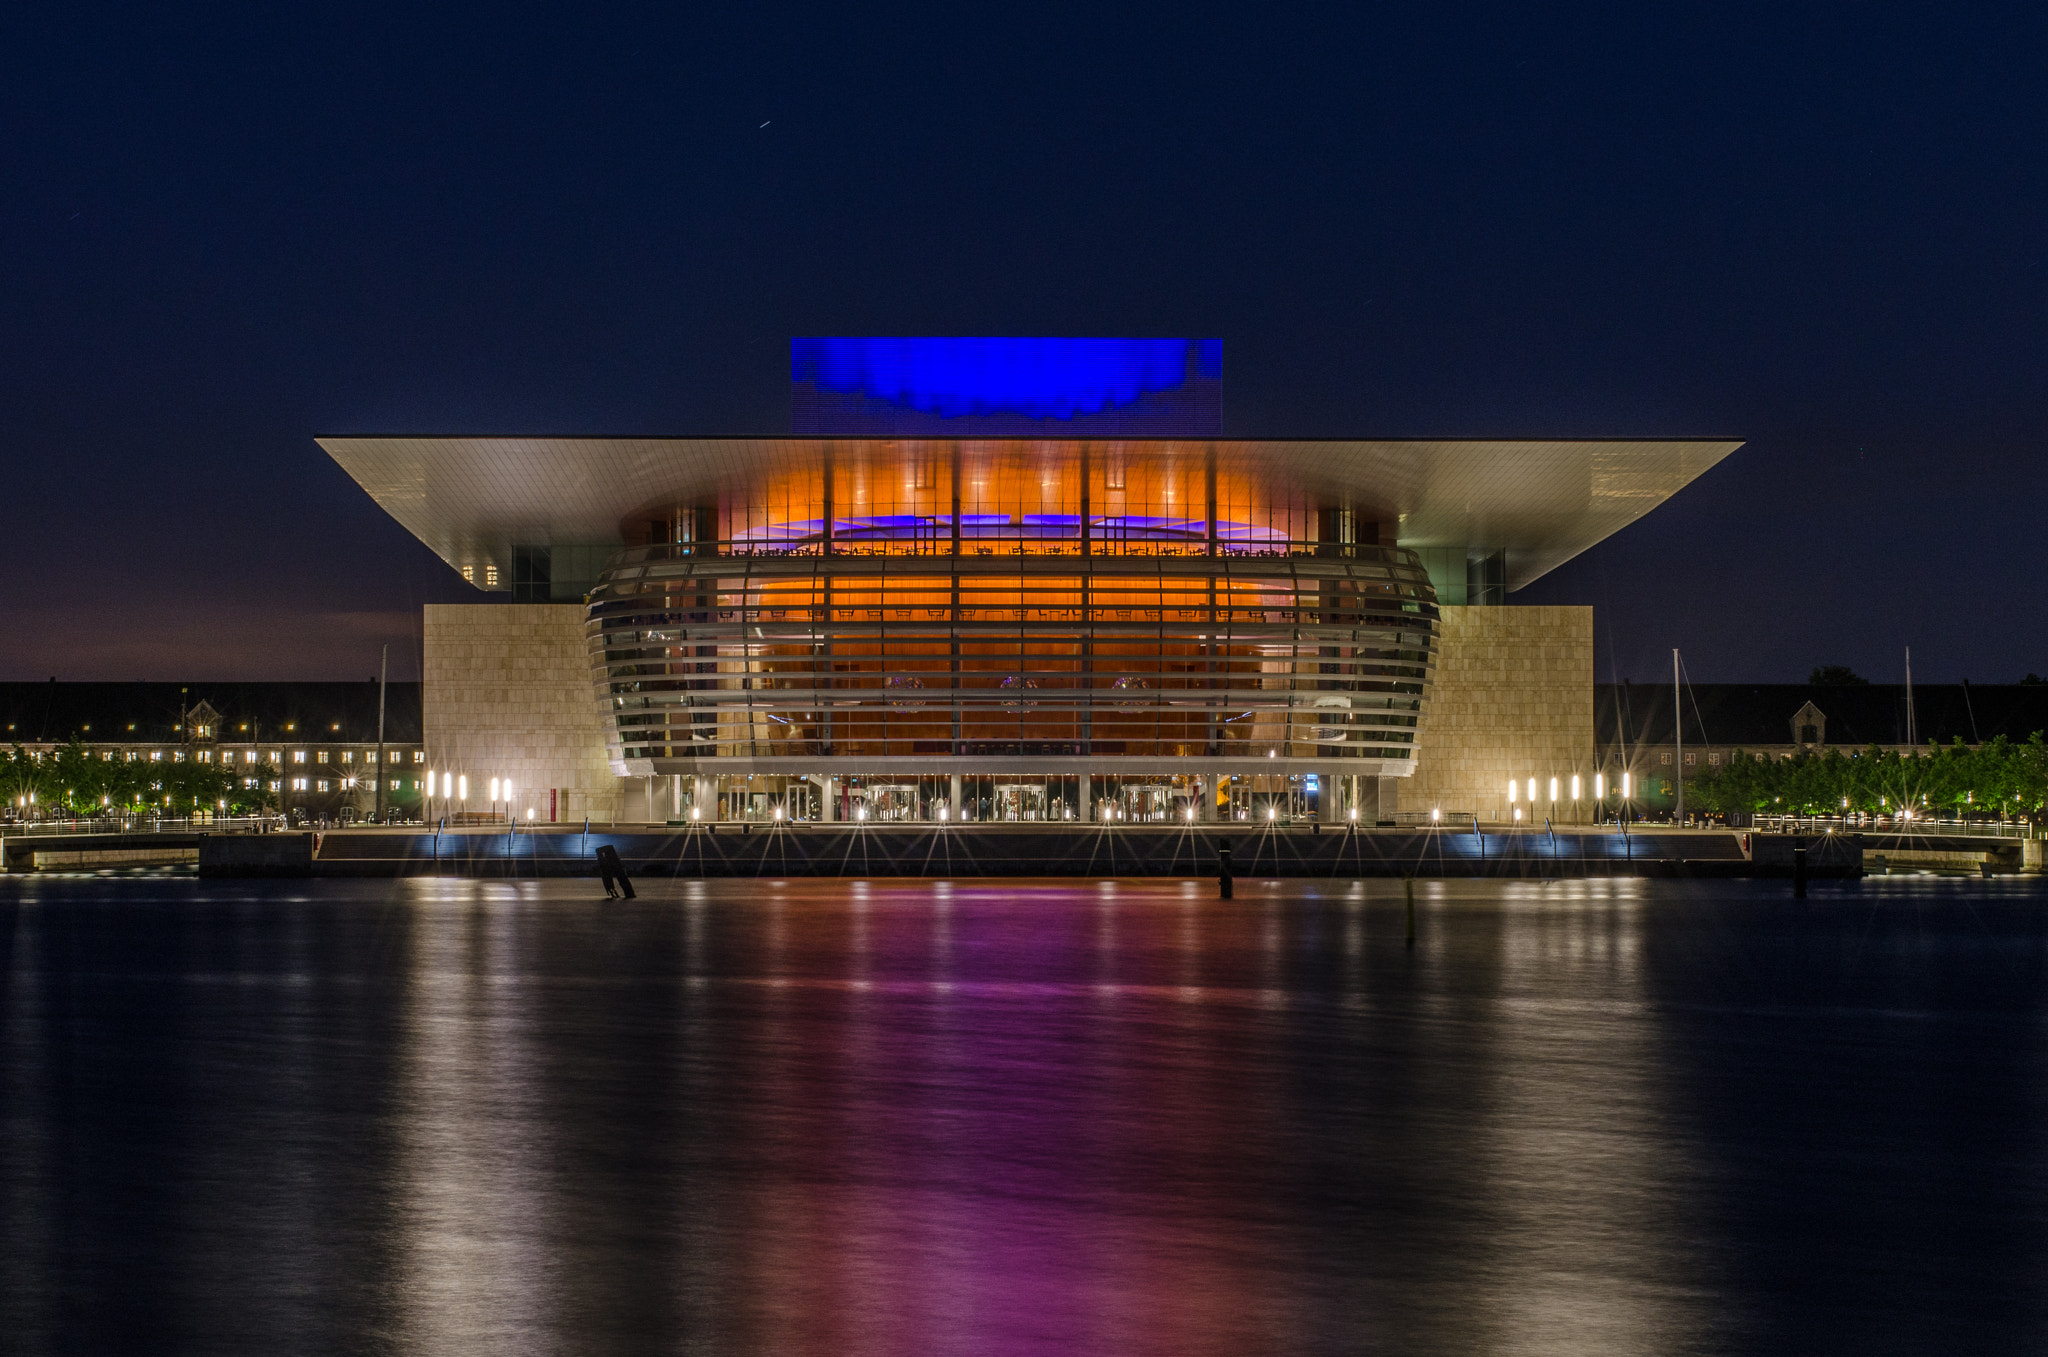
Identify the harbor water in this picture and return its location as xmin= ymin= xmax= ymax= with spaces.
xmin=4 ymin=874 xmax=2046 ymax=1355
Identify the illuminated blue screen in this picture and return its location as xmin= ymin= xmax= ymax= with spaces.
xmin=792 ymin=337 xmax=1221 ymax=435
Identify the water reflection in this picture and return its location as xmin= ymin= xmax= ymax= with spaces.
xmin=393 ymin=885 xmax=559 ymax=1350
xmin=3 ymin=875 xmax=2048 ymax=1354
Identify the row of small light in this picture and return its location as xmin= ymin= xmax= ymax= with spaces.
xmin=423 ymin=772 xmax=538 ymax=821
xmin=1504 ymin=773 xmax=1635 ymax=822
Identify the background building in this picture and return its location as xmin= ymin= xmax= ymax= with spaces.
xmin=0 ymin=681 xmax=425 ymax=824
xmin=1598 ymin=681 xmax=2048 ymax=814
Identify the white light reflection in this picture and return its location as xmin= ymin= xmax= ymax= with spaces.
xmin=392 ymin=879 xmax=556 ymax=1348
xmin=1468 ymin=877 xmax=1707 ymax=1349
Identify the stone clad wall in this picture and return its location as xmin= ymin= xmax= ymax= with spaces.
xmin=1403 ymin=605 xmax=1595 ymax=822
xmin=422 ymin=603 xmax=622 ymax=822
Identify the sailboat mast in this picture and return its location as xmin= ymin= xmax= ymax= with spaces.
xmin=1904 ymin=645 xmax=1916 ymax=748
xmin=1674 ymin=648 xmax=1683 ymax=826
xmin=375 ymin=644 xmax=389 ymax=825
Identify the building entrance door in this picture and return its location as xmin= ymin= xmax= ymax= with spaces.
xmin=861 ymin=783 xmax=921 ymax=821
xmin=1122 ymin=784 xmax=1172 ymax=823
xmin=994 ymin=784 xmax=1047 ymax=821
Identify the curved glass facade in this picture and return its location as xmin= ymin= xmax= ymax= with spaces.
xmin=586 ymin=442 xmax=1438 ymax=823
xmin=591 ymin=547 xmax=1436 ymax=769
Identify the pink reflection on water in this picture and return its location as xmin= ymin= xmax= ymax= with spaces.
xmin=724 ymin=879 xmax=1297 ymax=1355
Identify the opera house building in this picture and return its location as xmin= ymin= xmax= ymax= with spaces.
xmin=324 ymin=339 xmax=1734 ymax=826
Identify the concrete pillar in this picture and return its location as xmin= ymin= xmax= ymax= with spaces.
xmin=822 ymin=776 xmax=838 ymax=821
xmin=671 ymin=773 xmax=682 ymax=820
xmin=1077 ymin=773 xmax=1091 ymax=823
xmin=950 ymin=772 xmax=963 ymax=820
xmin=1316 ymin=766 xmax=1345 ymax=824
xmin=1351 ymin=776 xmax=1400 ymax=825
xmin=692 ymin=775 xmax=716 ymax=821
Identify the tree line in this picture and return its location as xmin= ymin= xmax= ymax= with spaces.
xmin=1 ymin=742 xmax=280 ymax=817
xmin=1682 ymin=734 xmax=2048 ymax=819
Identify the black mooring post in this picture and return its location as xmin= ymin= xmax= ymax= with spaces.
xmin=1219 ymin=836 xmax=1234 ymax=899
xmin=1793 ymin=838 xmax=1808 ymax=899
xmin=1404 ymin=874 xmax=1416 ymax=948
xmin=596 ymin=842 xmax=636 ymax=900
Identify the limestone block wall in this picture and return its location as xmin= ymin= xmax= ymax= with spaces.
xmin=1404 ymin=605 xmax=1595 ymax=823
xmin=422 ymin=603 xmax=622 ymax=822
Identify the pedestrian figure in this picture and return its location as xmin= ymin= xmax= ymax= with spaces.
xmin=595 ymin=843 xmax=635 ymax=899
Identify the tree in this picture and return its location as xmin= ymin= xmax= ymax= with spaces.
xmin=1809 ymin=665 xmax=1869 ymax=686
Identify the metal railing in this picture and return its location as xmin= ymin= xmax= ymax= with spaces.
xmin=0 ymin=814 xmax=278 ymax=836
xmin=1752 ymin=813 xmax=2036 ymax=840
xmin=0 ymin=813 xmax=427 ymax=837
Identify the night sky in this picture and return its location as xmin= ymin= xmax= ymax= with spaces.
xmin=3 ymin=3 xmax=2042 ymax=685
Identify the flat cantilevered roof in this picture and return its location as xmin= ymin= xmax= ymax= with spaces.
xmin=319 ymin=436 xmax=1740 ymax=593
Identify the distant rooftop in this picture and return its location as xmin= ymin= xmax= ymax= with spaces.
xmin=0 ymin=682 xmax=422 ymax=746
xmin=1598 ymin=683 xmax=2048 ymax=750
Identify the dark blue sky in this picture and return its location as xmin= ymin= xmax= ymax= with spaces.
xmin=3 ymin=2 xmax=2042 ymax=683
